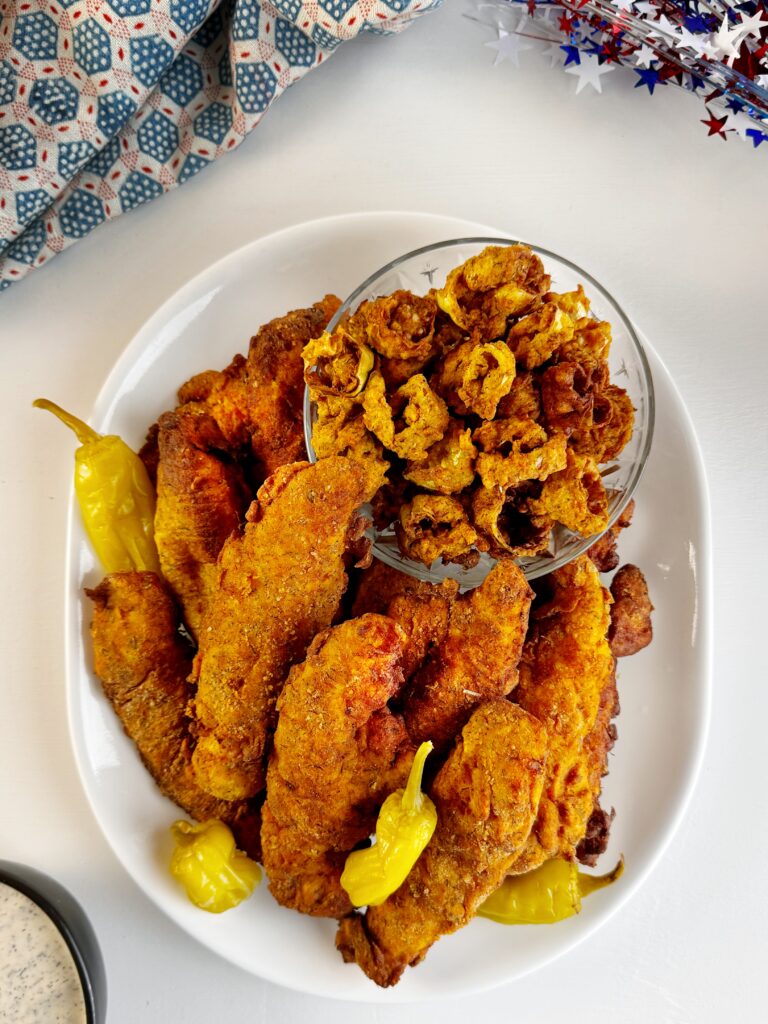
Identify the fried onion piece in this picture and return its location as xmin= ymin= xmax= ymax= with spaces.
xmin=609 ymin=563 xmax=653 ymax=657
xmin=303 ymin=327 xmax=374 ymax=399
xmin=261 ymin=615 xmax=413 ymax=917
xmin=395 ymin=494 xmax=478 ymax=566
xmin=363 ymin=371 xmax=449 ymax=463
xmin=510 ymin=556 xmax=614 ymax=874
xmin=496 ymin=371 xmax=541 ymax=421
xmin=471 ymin=484 xmax=552 ymax=557
xmin=580 ymin=383 xmax=635 ymax=463
xmin=436 ymin=244 xmax=549 ymax=339
xmin=506 ymin=301 xmax=576 ymax=370
xmin=530 ymin=449 xmax=609 ymax=537
xmin=431 ymin=339 xmax=516 ymax=420
xmin=545 ymin=285 xmax=590 ymax=320
xmin=540 ymin=361 xmax=594 ymax=436
xmin=403 ymin=419 xmax=477 ymax=495
xmin=474 ymin=417 xmax=567 ymax=490
xmin=559 ymin=317 xmax=612 ymax=365
xmin=587 ymin=499 xmax=634 ymax=573
xmin=310 ymin=395 xmax=389 ymax=492
xmin=358 ymin=290 xmax=439 ymax=362
xmin=335 ymin=701 xmax=548 ymax=988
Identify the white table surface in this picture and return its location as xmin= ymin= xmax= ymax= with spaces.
xmin=2 ymin=2 xmax=766 ymax=1020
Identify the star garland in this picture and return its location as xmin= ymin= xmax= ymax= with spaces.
xmin=469 ymin=1 xmax=768 ymax=147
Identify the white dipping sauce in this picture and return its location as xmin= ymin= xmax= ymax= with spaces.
xmin=0 ymin=882 xmax=87 ymax=1023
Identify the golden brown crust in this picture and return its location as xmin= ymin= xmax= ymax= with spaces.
xmin=609 ymin=563 xmax=653 ymax=657
xmin=261 ymin=615 xmax=413 ymax=917
xmin=402 ymin=559 xmax=533 ymax=750
xmin=336 ymin=700 xmax=548 ymax=987
xmin=587 ymin=499 xmax=635 ymax=573
xmin=190 ymin=456 xmax=379 ymax=803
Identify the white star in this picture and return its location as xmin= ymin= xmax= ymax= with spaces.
xmin=634 ymin=44 xmax=657 ymax=69
xmin=756 ymin=74 xmax=768 ymax=89
xmin=654 ymin=14 xmax=681 ymax=40
xmin=541 ymin=40 xmax=566 ymax=68
xmin=633 ymin=1 xmax=656 ymax=15
xmin=726 ymin=109 xmax=763 ymax=140
xmin=737 ymin=10 xmax=768 ymax=41
xmin=485 ymin=29 xmax=533 ymax=68
xmin=614 ymin=0 xmax=634 ymax=11
xmin=712 ymin=14 xmax=743 ymax=66
xmin=564 ymin=52 xmax=614 ymax=94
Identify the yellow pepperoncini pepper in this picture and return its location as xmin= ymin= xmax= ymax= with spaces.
xmin=341 ymin=741 xmax=437 ymax=908
xmin=169 ymin=820 xmax=262 ymax=913
xmin=34 ymin=398 xmax=160 ymax=574
xmin=478 ymin=855 xmax=624 ymax=925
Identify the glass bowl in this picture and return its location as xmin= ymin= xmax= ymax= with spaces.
xmin=304 ymin=237 xmax=655 ymax=587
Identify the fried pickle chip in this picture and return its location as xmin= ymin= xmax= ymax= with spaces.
xmin=531 ymin=449 xmax=609 ymax=536
xmin=403 ymin=419 xmax=477 ymax=494
xmin=303 ymin=328 xmax=374 ymax=399
xmin=540 ymin=361 xmax=594 ymax=436
xmin=506 ymin=301 xmax=576 ymax=369
xmin=363 ymin=371 xmax=449 ymax=463
xmin=546 ymin=285 xmax=590 ymax=320
xmin=559 ymin=317 xmax=612 ymax=365
xmin=475 ymin=417 xmax=567 ymax=490
xmin=581 ymin=383 xmax=635 ymax=463
xmin=358 ymin=290 xmax=439 ymax=362
xmin=436 ymin=245 xmax=549 ymax=339
xmin=471 ymin=484 xmax=552 ymax=557
xmin=395 ymin=494 xmax=478 ymax=566
xmin=431 ymin=339 xmax=516 ymax=420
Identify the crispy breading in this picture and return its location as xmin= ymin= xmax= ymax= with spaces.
xmin=350 ymin=561 xmax=459 ymax=679
xmin=507 ymin=302 xmax=576 ymax=370
xmin=181 ymin=297 xmax=340 ymax=478
xmin=587 ymin=499 xmax=635 ymax=573
xmin=395 ymin=494 xmax=478 ymax=567
xmin=335 ymin=700 xmax=548 ymax=987
xmin=431 ymin=339 xmax=516 ymax=420
xmin=475 ymin=417 xmax=567 ymax=490
xmin=530 ymin=448 xmax=609 ymax=537
xmin=190 ymin=457 xmax=378 ymax=802
xmin=471 ymin=484 xmax=552 ymax=557
xmin=261 ymin=615 xmax=414 ymax=917
xmin=510 ymin=556 xmax=614 ymax=873
xmin=154 ymin=407 xmax=250 ymax=640
xmin=403 ymin=559 xmax=533 ymax=750
xmin=359 ymin=290 xmax=439 ymax=361
xmin=576 ymin=665 xmax=620 ymax=866
xmin=86 ymin=571 xmax=261 ymax=859
xmin=609 ymin=563 xmax=653 ymax=656
xmin=403 ymin=419 xmax=477 ymax=495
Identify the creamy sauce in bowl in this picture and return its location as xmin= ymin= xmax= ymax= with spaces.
xmin=0 ymin=882 xmax=87 ymax=1023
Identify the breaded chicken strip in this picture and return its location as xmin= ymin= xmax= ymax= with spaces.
xmin=177 ymin=296 xmax=340 ymax=480
xmin=510 ymin=556 xmax=615 ymax=874
xmin=87 ymin=571 xmax=261 ymax=859
xmin=350 ymin=561 xmax=458 ymax=679
xmin=261 ymin=615 xmax=414 ymax=918
xmin=402 ymin=559 xmax=533 ymax=750
xmin=336 ymin=700 xmax=548 ymax=987
xmin=191 ymin=456 xmax=380 ymax=803
xmin=154 ymin=407 xmax=250 ymax=640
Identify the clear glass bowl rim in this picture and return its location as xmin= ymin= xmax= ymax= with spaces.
xmin=303 ymin=235 xmax=656 ymax=583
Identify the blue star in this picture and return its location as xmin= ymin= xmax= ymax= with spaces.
xmin=634 ymin=67 xmax=662 ymax=94
xmin=746 ymin=129 xmax=768 ymax=148
xmin=726 ymin=97 xmax=744 ymax=113
xmin=688 ymin=74 xmax=705 ymax=92
xmin=560 ymin=44 xmax=581 ymax=67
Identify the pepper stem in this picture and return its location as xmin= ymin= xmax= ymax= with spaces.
xmin=402 ymin=741 xmax=433 ymax=814
xmin=578 ymin=856 xmax=625 ymax=899
xmin=33 ymin=398 xmax=101 ymax=445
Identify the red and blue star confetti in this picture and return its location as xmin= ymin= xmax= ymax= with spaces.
xmin=471 ymin=1 xmax=768 ymax=148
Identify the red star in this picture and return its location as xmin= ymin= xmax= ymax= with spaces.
xmin=700 ymin=108 xmax=729 ymax=139
xmin=527 ymin=0 xmax=536 ymax=15
xmin=558 ymin=12 xmax=576 ymax=33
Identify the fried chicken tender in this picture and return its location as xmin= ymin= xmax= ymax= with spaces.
xmin=510 ymin=556 xmax=614 ymax=874
xmin=261 ymin=615 xmax=414 ymax=917
xmin=336 ymin=700 xmax=548 ymax=987
xmin=609 ymin=563 xmax=653 ymax=657
xmin=154 ymin=407 xmax=250 ymax=640
xmin=190 ymin=456 xmax=378 ymax=803
xmin=351 ymin=561 xmax=458 ymax=679
xmin=87 ymin=571 xmax=261 ymax=859
xmin=403 ymin=559 xmax=533 ymax=750
xmin=182 ymin=296 xmax=340 ymax=477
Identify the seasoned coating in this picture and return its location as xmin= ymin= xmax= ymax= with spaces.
xmin=335 ymin=700 xmax=548 ymax=987
xmin=181 ymin=296 xmax=340 ymax=477
xmin=471 ymin=484 xmax=552 ymax=557
xmin=395 ymin=494 xmax=478 ymax=567
xmin=530 ymin=449 xmax=609 ymax=537
xmin=363 ymin=371 xmax=450 ymax=463
xmin=359 ymin=290 xmax=439 ymax=362
xmin=261 ymin=615 xmax=414 ymax=917
xmin=609 ymin=563 xmax=653 ymax=657
xmin=403 ymin=420 xmax=477 ymax=495
xmin=575 ymin=661 xmax=620 ymax=866
xmin=474 ymin=417 xmax=567 ymax=490
xmin=303 ymin=322 xmax=373 ymax=400
xmin=154 ymin=407 xmax=250 ymax=640
xmin=191 ymin=456 xmax=378 ymax=802
xmin=351 ymin=561 xmax=459 ymax=680
xmin=507 ymin=302 xmax=576 ymax=370
xmin=86 ymin=571 xmax=261 ymax=859
xmin=403 ymin=559 xmax=533 ymax=750
xmin=587 ymin=499 xmax=635 ymax=573
xmin=431 ymin=339 xmax=516 ymax=420
xmin=510 ymin=556 xmax=614 ymax=873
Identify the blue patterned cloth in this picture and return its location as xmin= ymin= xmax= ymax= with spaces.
xmin=0 ymin=0 xmax=439 ymax=290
